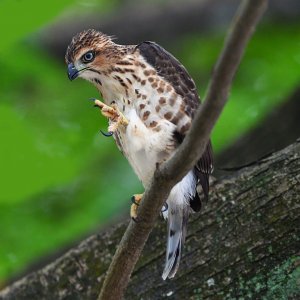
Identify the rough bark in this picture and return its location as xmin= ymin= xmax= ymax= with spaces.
xmin=1 ymin=140 xmax=299 ymax=300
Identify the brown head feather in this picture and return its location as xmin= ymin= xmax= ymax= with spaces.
xmin=65 ymin=29 xmax=113 ymax=64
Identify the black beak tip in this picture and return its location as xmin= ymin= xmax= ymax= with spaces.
xmin=67 ymin=63 xmax=78 ymax=81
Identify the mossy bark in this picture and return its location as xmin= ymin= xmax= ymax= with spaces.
xmin=0 ymin=141 xmax=299 ymax=300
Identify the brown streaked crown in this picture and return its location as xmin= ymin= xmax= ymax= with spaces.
xmin=65 ymin=29 xmax=113 ymax=64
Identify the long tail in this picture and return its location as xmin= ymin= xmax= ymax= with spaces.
xmin=162 ymin=171 xmax=196 ymax=280
xmin=162 ymin=204 xmax=189 ymax=280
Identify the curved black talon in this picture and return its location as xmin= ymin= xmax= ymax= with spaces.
xmin=100 ymin=130 xmax=113 ymax=137
xmin=89 ymin=97 xmax=97 ymax=101
xmin=161 ymin=202 xmax=168 ymax=212
xmin=131 ymin=196 xmax=140 ymax=206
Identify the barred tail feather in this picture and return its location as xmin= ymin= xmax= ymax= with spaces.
xmin=162 ymin=171 xmax=196 ymax=280
xmin=162 ymin=206 xmax=189 ymax=280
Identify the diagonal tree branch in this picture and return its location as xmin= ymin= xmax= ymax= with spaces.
xmin=98 ymin=1 xmax=268 ymax=299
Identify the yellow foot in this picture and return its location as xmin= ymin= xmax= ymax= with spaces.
xmin=94 ymin=99 xmax=129 ymax=134
xmin=130 ymin=193 xmax=143 ymax=221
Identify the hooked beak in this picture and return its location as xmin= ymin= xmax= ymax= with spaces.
xmin=67 ymin=63 xmax=79 ymax=81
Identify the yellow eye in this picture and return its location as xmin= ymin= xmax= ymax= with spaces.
xmin=82 ymin=51 xmax=95 ymax=63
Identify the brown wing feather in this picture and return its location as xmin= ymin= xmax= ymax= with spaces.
xmin=136 ymin=41 xmax=199 ymax=118
xmin=137 ymin=41 xmax=213 ymax=210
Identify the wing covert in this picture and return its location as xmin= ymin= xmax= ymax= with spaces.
xmin=136 ymin=41 xmax=200 ymax=118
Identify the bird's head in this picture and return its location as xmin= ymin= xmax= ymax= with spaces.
xmin=65 ymin=29 xmax=117 ymax=82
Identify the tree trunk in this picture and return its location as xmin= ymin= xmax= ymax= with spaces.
xmin=1 ymin=141 xmax=299 ymax=300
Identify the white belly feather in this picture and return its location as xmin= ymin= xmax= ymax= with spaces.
xmin=116 ymin=108 xmax=176 ymax=186
xmin=92 ymin=56 xmax=191 ymax=188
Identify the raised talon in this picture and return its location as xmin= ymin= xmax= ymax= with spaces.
xmin=93 ymin=98 xmax=129 ymax=134
xmin=110 ymin=104 xmax=129 ymax=127
xmin=130 ymin=193 xmax=143 ymax=220
xmin=100 ymin=130 xmax=113 ymax=137
xmin=94 ymin=99 xmax=116 ymax=117
xmin=93 ymin=98 xmax=106 ymax=109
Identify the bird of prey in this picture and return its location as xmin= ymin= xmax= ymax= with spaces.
xmin=65 ymin=29 xmax=213 ymax=280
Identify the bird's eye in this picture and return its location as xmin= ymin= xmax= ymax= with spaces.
xmin=82 ymin=51 xmax=95 ymax=63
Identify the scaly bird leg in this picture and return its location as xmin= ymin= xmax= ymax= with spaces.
xmin=130 ymin=193 xmax=144 ymax=221
xmin=107 ymin=103 xmax=129 ymax=132
xmin=93 ymin=99 xmax=129 ymax=135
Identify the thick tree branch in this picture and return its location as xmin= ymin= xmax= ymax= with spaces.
xmin=98 ymin=1 xmax=268 ymax=299
xmin=1 ymin=141 xmax=299 ymax=299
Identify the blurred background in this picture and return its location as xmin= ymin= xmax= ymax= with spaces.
xmin=0 ymin=0 xmax=299 ymax=288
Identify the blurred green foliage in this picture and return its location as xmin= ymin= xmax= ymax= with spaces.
xmin=0 ymin=0 xmax=75 ymax=53
xmin=0 ymin=1 xmax=299 ymax=285
xmin=179 ymin=24 xmax=300 ymax=149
